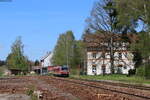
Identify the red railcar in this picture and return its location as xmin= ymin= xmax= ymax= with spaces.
xmin=49 ymin=66 xmax=69 ymax=77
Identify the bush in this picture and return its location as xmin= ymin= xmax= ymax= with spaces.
xmin=0 ymin=67 xmax=4 ymax=77
xmin=26 ymin=85 xmax=35 ymax=96
xmin=136 ymin=64 xmax=150 ymax=79
xmin=0 ymin=71 xmax=3 ymax=76
xmin=26 ymin=85 xmax=38 ymax=100
xmin=145 ymin=64 xmax=150 ymax=79
xmin=116 ymin=67 xmax=122 ymax=74
xmin=128 ymin=69 xmax=136 ymax=76
xmin=136 ymin=66 xmax=145 ymax=77
xmin=70 ymin=68 xmax=80 ymax=75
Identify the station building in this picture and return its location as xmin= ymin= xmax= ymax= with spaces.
xmin=84 ymin=33 xmax=137 ymax=75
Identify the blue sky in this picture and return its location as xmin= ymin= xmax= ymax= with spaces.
xmin=0 ymin=0 xmax=94 ymax=61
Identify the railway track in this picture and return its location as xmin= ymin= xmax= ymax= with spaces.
xmin=1 ymin=76 xmax=150 ymax=99
xmin=51 ymin=77 xmax=150 ymax=100
xmin=0 ymin=77 xmax=17 ymax=80
xmin=0 ymin=77 xmax=27 ymax=83
xmin=70 ymin=77 xmax=150 ymax=91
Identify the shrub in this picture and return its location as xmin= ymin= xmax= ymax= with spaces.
xmin=136 ymin=63 xmax=150 ymax=79
xmin=26 ymin=86 xmax=38 ymax=100
xmin=128 ymin=69 xmax=136 ymax=76
xmin=26 ymin=88 xmax=34 ymax=96
xmin=116 ymin=67 xmax=122 ymax=74
xmin=145 ymin=64 xmax=150 ymax=79
xmin=70 ymin=68 xmax=80 ymax=75
xmin=136 ymin=66 xmax=145 ymax=77
xmin=0 ymin=67 xmax=4 ymax=77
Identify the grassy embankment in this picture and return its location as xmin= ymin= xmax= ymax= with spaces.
xmin=70 ymin=74 xmax=150 ymax=85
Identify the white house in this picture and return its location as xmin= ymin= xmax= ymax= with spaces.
xmin=84 ymin=33 xmax=137 ymax=75
xmin=41 ymin=52 xmax=53 ymax=67
xmin=40 ymin=52 xmax=53 ymax=74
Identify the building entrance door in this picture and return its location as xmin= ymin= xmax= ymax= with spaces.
xmin=102 ymin=65 xmax=106 ymax=75
xmin=92 ymin=65 xmax=97 ymax=75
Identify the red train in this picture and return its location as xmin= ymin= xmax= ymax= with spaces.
xmin=48 ymin=65 xmax=69 ymax=77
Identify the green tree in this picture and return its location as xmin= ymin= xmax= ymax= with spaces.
xmin=86 ymin=0 xmax=133 ymax=74
xmin=115 ymin=0 xmax=150 ymax=78
xmin=52 ymin=31 xmax=76 ymax=68
xmin=115 ymin=0 xmax=150 ymax=32
xmin=6 ymin=37 xmax=28 ymax=72
xmin=73 ymin=40 xmax=87 ymax=74
xmin=131 ymin=32 xmax=150 ymax=78
xmin=86 ymin=0 xmax=136 ymax=33
xmin=0 ymin=60 xmax=6 ymax=66
xmin=34 ymin=60 xmax=40 ymax=66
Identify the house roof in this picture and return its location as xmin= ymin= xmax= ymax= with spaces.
xmin=83 ymin=33 xmax=138 ymax=47
xmin=41 ymin=52 xmax=52 ymax=61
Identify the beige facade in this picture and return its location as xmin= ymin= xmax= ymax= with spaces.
xmin=84 ymin=33 xmax=137 ymax=75
xmin=87 ymin=51 xmax=135 ymax=75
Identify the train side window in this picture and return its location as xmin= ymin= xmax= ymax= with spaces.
xmin=62 ymin=67 xmax=68 ymax=70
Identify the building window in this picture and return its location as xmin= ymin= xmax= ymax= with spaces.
xmin=124 ymin=66 xmax=127 ymax=69
xmin=117 ymin=65 xmax=123 ymax=74
xmin=102 ymin=65 xmax=106 ymax=75
xmin=102 ymin=53 xmax=105 ymax=59
xmin=92 ymin=53 xmax=97 ymax=59
xmin=92 ymin=65 xmax=97 ymax=75
xmin=118 ymin=65 xmax=123 ymax=67
xmin=119 ymin=42 xmax=122 ymax=47
xmin=119 ymin=52 xmax=122 ymax=59
xmin=92 ymin=61 xmax=96 ymax=65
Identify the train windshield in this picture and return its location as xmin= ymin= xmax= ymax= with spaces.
xmin=61 ymin=67 xmax=68 ymax=70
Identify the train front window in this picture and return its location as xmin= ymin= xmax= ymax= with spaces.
xmin=62 ymin=67 xmax=68 ymax=70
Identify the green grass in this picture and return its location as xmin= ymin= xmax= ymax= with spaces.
xmin=70 ymin=74 xmax=150 ymax=85
xmin=0 ymin=67 xmax=5 ymax=77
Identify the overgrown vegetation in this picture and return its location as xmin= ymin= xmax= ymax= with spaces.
xmin=26 ymin=86 xmax=38 ymax=100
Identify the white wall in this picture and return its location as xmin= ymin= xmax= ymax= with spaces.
xmin=87 ymin=51 xmax=135 ymax=75
xmin=41 ymin=52 xmax=53 ymax=67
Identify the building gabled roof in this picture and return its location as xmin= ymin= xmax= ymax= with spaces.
xmin=83 ymin=33 xmax=138 ymax=47
xmin=41 ymin=52 xmax=52 ymax=61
